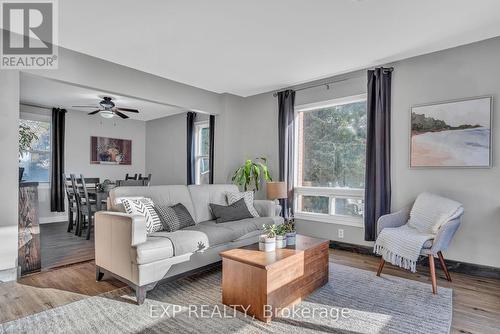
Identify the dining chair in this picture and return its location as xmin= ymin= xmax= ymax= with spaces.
xmin=62 ymin=173 xmax=78 ymax=233
xmin=138 ymin=173 xmax=152 ymax=186
xmin=69 ymin=174 xmax=84 ymax=236
xmin=125 ymin=173 xmax=138 ymax=180
xmin=79 ymin=175 xmax=98 ymax=240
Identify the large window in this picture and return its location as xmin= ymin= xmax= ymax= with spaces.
xmin=19 ymin=116 xmax=51 ymax=183
xmin=294 ymin=94 xmax=367 ymax=226
xmin=195 ymin=121 xmax=210 ymax=185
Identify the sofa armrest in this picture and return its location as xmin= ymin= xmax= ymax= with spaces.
xmin=430 ymin=217 xmax=462 ymax=254
xmin=253 ymin=200 xmax=279 ymax=217
xmin=95 ymin=211 xmax=147 ymax=246
xmin=94 ymin=211 xmax=147 ymax=285
xmin=376 ymin=205 xmax=411 ymax=236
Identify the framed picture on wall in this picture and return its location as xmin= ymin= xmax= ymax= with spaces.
xmin=90 ymin=136 xmax=132 ymax=165
xmin=410 ymin=96 xmax=492 ymax=168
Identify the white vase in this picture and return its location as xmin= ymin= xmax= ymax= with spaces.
xmin=286 ymin=232 xmax=296 ymax=246
xmin=258 ymin=235 xmax=276 ymax=252
xmin=276 ymin=235 xmax=287 ymax=248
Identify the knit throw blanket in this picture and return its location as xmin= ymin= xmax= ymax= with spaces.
xmin=374 ymin=224 xmax=434 ymax=272
xmin=374 ymin=192 xmax=463 ymax=272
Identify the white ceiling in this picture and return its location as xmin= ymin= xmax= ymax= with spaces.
xmin=20 ymin=74 xmax=185 ymax=121
xmin=58 ymin=0 xmax=500 ymax=97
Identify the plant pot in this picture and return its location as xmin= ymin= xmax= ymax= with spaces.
xmin=276 ymin=235 xmax=287 ymax=248
xmin=286 ymin=232 xmax=296 ymax=246
xmin=258 ymin=235 xmax=276 ymax=252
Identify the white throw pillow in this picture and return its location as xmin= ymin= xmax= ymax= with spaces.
xmin=114 ymin=196 xmax=144 ymax=205
xmin=122 ymin=197 xmax=163 ymax=233
xmin=226 ymin=191 xmax=259 ymax=218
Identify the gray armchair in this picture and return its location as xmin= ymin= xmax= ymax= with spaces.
xmin=376 ymin=202 xmax=464 ymax=294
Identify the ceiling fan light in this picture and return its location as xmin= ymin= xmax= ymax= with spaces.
xmin=100 ymin=110 xmax=114 ymax=119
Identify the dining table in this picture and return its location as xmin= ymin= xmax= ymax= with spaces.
xmin=87 ymin=185 xmax=115 ymax=211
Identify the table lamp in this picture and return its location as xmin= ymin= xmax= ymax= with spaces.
xmin=266 ymin=181 xmax=287 ymax=205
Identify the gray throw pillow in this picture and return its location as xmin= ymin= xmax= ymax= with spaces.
xmin=209 ymin=198 xmax=253 ymax=223
xmin=154 ymin=203 xmax=195 ymax=232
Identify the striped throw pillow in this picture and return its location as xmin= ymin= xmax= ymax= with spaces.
xmin=226 ymin=191 xmax=259 ymax=217
xmin=122 ymin=197 xmax=162 ymax=233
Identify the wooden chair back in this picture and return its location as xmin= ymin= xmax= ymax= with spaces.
xmin=116 ymin=179 xmax=147 ymax=187
xmin=125 ymin=173 xmax=138 ymax=180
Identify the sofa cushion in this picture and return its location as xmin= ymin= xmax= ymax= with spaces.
xmin=188 ymin=184 xmax=239 ymax=223
xmin=183 ymin=221 xmax=236 ymax=247
xmin=226 ymin=191 xmax=260 ymax=217
xmin=132 ymin=235 xmax=174 ymax=265
xmin=109 ymin=185 xmax=196 ymax=219
xmin=209 ymin=198 xmax=253 ymax=223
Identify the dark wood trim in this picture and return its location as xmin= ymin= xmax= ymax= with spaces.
xmin=329 ymin=241 xmax=500 ymax=279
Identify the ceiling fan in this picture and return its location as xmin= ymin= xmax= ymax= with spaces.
xmin=72 ymin=96 xmax=139 ymax=119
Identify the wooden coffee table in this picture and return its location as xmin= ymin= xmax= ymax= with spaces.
xmin=219 ymin=234 xmax=329 ymax=322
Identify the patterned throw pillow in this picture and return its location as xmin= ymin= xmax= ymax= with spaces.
xmin=226 ymin=191 xmax=259 ymax=217
xmin=154 ymin=203 xmax=195 ymax=232
xmin=122 ymin=198 xmax=162 ymax=234
xmin=210 ymin=198 xmax=253 ymax=223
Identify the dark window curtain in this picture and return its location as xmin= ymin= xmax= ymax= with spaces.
xmin=50 ymin=108 xmax=66 ymax=212
xmin=186 ymin=112 xmax=196 ymax=185
xmin=277 ymin=90 xmax=295 ymax=219
xmin=364 ymin=67 xmax=392 ymax=241
xmin=209 ymin=115 xmax=215 ymax=184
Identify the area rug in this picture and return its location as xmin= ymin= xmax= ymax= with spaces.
xmin=0 ymin=263 xmax=452 ymax=334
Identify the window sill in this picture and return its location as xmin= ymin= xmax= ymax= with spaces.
xmin=294 ymin=212 xmax=364 ymax=228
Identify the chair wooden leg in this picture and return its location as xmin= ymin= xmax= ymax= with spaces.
xmin=86 ymin=215 xmax=93 ymax=240
xmin=429 ymin=255 xmax=437 ymax=294
xmin=67 ymin=209 xmax=73 ymax=232
xmin=376 ymin=258 xmax=385 ymax=276
xmin=96 ymin=266 xmax=104 ymax=281
xmin=437 ymin=251 xmax=452 ymax=282
xmin=74 ymin=212 xmax=81 ymax=236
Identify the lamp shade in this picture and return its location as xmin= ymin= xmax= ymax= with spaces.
xmin=266 ymin=181 xmax=287 ymax=200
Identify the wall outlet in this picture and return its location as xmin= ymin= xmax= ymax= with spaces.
xmin=338 ymin=229 xmax=344 ymax=239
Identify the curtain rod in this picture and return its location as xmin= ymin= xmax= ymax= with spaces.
xmin=272 ymin=67 xmax=393 ymax=97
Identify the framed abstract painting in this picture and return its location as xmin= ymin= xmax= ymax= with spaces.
xmin=90 ymin=136 xmax=132 ymax=165
xmin=410 ymin=96 xmax=492 ymax=168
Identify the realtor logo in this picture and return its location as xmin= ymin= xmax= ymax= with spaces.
xmin=1 ymin=0 xmax=58 ymax=69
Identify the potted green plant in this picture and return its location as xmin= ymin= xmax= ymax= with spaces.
xmin=283 ymin=219 xmax=296 ymax=246
xmin=231 ymin=157 xmax=272 ymax=191
xmin=259 ymin=224 xmax=277 ymax=252
xmin=18 ymin=123 xmax=38 ymax=181
xmin=275 ymin=224 xmax=288 ymax=248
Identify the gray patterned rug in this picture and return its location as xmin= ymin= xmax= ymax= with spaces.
xmin=0 ymin=263 xmax=452 ymax=334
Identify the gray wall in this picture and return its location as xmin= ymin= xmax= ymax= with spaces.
xmin=0 ymin=47 xmax=224 ymax=281
xmin=224 ymin=37 xmax=500 ymax=268
xmin=0 ymin=71 xmax=19 ymax=281
xmin=146 ymin=112 xmax=188 ymax=185
xmin=20 ymin=105 xmax=147 ymax=223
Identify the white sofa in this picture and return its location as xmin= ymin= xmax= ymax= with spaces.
xmin=95 ymin=184 xmax=282 ymax=304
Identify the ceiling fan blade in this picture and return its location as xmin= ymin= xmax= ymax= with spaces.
xmin=116 ymin=107 xmax=139 ymax=113
xmin=88 ymin=110 xmax=101 ymax=115
xmin=114 ymin=110 xmax=129 ymax=119
xmin=73 ymin=105 xmax=99 ymax=108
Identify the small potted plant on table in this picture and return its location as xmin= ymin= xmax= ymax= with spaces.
xmin=284 ymin=219 xmax=296 ymax=246
xmin=259 ymin=224 xmax=277 ymax=252
xmin=275 ymin=224 xmax=288 ymax=248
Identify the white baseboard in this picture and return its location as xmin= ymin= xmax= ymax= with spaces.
xmin=39 ymin=216 xmax=67 ymax=224
xmin=0 ymin=267 xmax=17 ymax=282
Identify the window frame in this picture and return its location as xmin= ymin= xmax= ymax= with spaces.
xmin=194 ymin=120 xmax=210 ymax=185
xmin=19 ymin=111 xmax=52 ymax=184
xmin=293 ymin=94 xmax=367 ymax=227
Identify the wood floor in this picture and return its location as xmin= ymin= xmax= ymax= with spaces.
xmin=40 ymin=221 xmax=94 ymax=269
xmin=0 ymin=249 xmax=499 ymax=334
